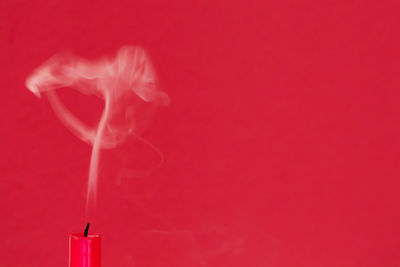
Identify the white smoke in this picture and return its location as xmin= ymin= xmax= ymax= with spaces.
xmin=26 ymin=46 xmax=169 ymax=210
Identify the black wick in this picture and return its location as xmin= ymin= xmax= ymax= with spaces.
xmin=84 ymin=222 xmax=90 ymax=237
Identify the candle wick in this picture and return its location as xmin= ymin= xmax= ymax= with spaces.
xmin=84 ymin=222 xmax=90 ymax=237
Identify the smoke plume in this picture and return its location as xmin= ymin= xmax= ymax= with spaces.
xmin=26 ymin=46 xmax=169 ymax=210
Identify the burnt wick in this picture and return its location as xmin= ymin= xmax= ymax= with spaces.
xmin=84 ymin=222 xmax=90 ymax=237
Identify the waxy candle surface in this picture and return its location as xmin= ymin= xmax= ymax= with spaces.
xmin=69 ymin=233 xmax=101 ymax=267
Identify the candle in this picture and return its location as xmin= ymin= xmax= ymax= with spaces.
xmin=69 ymin=223 xmax=101 ymax=267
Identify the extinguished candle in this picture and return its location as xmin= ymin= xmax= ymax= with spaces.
xmin=69 ymin=223 xmax=101 ymax=267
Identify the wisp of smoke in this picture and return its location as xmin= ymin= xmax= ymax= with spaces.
xmin=26 ymin=46 xmax=169 ymax=211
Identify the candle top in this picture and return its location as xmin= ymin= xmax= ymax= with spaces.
xmin=70 ymin=222 xmax=100 ymax=239
xmin=70 ymin=233 xmax=101 ymax=240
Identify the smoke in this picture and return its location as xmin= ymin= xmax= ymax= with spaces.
xmin=26 ymin=46 xmax=169 ymax=211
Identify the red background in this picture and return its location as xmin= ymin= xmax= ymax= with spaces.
xmin=1 ymin=0 xmax=400 ymax=266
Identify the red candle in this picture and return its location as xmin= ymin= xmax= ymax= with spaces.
xmin=69 ymin=223 xmax=101 ymax=267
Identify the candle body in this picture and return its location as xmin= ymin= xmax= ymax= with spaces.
xmin=69 ymin=233 xmax=101 ymax=267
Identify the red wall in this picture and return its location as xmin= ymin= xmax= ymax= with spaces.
xmin=1 ymin=0 xmax=400 ymax=266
